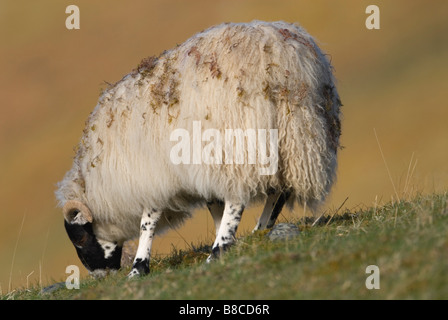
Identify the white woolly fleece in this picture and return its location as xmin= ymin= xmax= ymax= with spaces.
xmin=56 ymin=20 xmax=341 ymax=243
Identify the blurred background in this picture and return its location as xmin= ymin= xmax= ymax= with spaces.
xmin=1 ymin=0 xmax=447 ymax=292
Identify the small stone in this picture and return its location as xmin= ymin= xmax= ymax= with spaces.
xmin=41 ymin=282 xmax=66 ymax=294
xmin=266 ymin=223 xmax=300 ymax=241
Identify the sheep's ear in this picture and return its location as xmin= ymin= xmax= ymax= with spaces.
xmin=63 ymin=200 xmax=93 ymax=225
xmin=63 ymin=200 xmax=94 ymax=248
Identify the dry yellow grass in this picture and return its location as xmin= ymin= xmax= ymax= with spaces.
xmin=1 ymin=0 xmax=447 ymax=292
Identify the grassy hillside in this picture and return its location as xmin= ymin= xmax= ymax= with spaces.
xmin=4 ymin=192 xmax=447 ymax=300
xmin=1 ymin=0 xmax=448 ymax=293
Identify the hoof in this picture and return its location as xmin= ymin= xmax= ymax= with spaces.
xmin=205 ymin=254 xmax=214 ymax=264
xmin=127 ymin=268 xmax=142 ymax=279
xmin=128 ymin=258 xmax=150 ymax=278
xmin=206 ymin=243 xmax=232 ymax=263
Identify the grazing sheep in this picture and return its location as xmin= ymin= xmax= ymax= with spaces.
xmin=56 ymin=20 xmax=342 ymax=278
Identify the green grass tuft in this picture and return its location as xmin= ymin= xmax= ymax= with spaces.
xmin=4 ymin=192 xmax=447 ymax=300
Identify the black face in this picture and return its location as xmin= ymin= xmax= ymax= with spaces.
xmin=64 ymin=220 xmax=122 ymax=274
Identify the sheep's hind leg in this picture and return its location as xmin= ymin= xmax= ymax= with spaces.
xmin=127 ymin=208 xmax=162 ymax=278
xmin=266 ymin=191 xmax=290 ymax=229
xmin=253 ymin=191 xmax=281 ymax=231
xmin=207 ymin=201 xmax=245 ymax=262
xmin=253 ymin=190 xmax=290 ymax=231
xmin=206 ymin=199 xmax=224 ymax=237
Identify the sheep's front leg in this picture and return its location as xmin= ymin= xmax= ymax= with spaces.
xmin=207 ymin=201 xmax=244 ymax=262
xmin=127 ymin=208 xmax=162 ymax=278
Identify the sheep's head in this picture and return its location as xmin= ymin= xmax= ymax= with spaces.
xmin=63 ymin=200 xmax=122 ymax=277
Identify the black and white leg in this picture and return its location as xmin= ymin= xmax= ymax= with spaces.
xmin=253 ymin=191 xmax=282 ymax=232
xmin=265 ymin=191 xmax=290 ymax=229
xmin=127 ymin=208 xmax=162 ymax=278
xmin=206 ymin=199 xmax=224 ymax=237
xmin=207 ymin=201 xmax=245 ymax=262
xmin=253 ymin=191 xmax=290 ymax=231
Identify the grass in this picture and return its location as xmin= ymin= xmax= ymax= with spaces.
xmin=3 ymin=192 xmax=447 ymax=300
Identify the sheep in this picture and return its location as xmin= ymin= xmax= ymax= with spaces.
xmin=56 ymin=20 xmax=342 ymax=278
